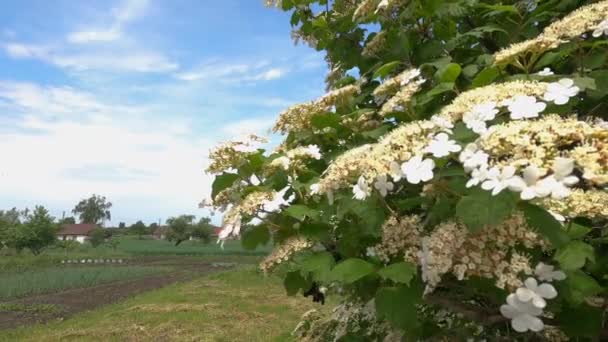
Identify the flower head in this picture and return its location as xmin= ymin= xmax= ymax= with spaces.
xmin=459 ymin=143 xmax=489 ymax=172
xmin=508 ymin=165 xmax=550 ymax=200
xmin=402 ymin=156 xmax=435 ymax=184
xmin=374 ymin=174 xmax=394 ymax=197
xmin=425 ymin=133 xmax=462 ymax=158
xmin=543 ymin=78 xmax=579 ymax=105
xmin=507 ymin=95 xmax=547 ymax=120
xmin=353 ymin=176 xmax=371 ymax=200
xmin=592 ymin=19 xmax=608 ymax=38
xmin=481 ymin=166 xmax=518 ymax=195
xmin=500 ymin=293 xmax=544 ymax=333
xmin=462 ymin=102 xmax=498 ymax=134
xmin=389 ymin=161 xmax=404 ymax=182
xmin=534 ymin=263 xmax=566 ymax=282
xmin=515 ymin=277 xmax=558 ymax=309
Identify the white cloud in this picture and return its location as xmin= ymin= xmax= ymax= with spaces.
xmin=67 ymin=0 xmax=149 ymax=44
xmin=175 ymin=60 xmax=287 ymax=83
xmin=220 ymin=116 xmax=275 ymax=137
xmin=3 ymin=43 xmax=178 ymax=73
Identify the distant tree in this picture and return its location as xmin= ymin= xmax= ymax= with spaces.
xmin=0 ymin=208 xmax=23 ymax=250
xmin=56 ymin=239 xmax=80 ymax=255
xmin=72 ymin=195 xmax=112 ymax=225
xmin=118 ymin=222 xmax=126 ymax=229
xmin=89 ymin=228 xmax=107 ymax=248
xmin=149 ymin=222 xmax=159 ymax=231
xmin=191 ymin=217 xmax=214 ymax=244
xmin=106 ymin=238 xmax=120 ymax=251
xmin=10 ymin=206 xmax=57 ymax=255
xmin=58 ymin=216 xmax=76 ymax=225
xmin=130 ymin=220 xmax=147 ymax=239
xmin=166 ymin=215 xmax=196 ymax=246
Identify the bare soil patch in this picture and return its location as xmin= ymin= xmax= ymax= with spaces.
xmin=0 ymin=259 xmax=232 ymax=329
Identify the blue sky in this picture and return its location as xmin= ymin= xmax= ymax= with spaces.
xmin=0 ymin=0 xmax=327 ymax=225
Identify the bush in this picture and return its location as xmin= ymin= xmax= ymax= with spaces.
xmin=205 ymin=1 xmax=608 ymax=340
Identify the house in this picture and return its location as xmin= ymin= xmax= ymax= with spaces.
xmin=57 ymin=223 xmax=99 ymax=243
xmin=153 ymin=226 xmax=170 ymax=240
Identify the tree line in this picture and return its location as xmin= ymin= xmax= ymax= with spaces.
xmin=0 ymin=194 xmax=215 ymax=255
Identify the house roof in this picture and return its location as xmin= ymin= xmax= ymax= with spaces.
xmin=58 ymin=223 xmax=99 ymax=236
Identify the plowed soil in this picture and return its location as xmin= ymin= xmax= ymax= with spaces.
xmin=0 ymin=259 xmax=231 ymax=329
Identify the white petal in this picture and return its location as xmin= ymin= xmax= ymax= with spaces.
xmin=524 ymin=277 xmax=538 ymax=290
xmin=516 ymin=288 xmax=535 ymax=302
xmin=552 ymin=270 xmax=566 ymax=281
xmin=526 ymin=315 xmax=544 ymax=332
xmin=511 ymin=316 xmax=530 ymax=332
xmin=500 ymin=304 xmax=518 ymax=319
xmin=531 ymin=296 xmax=546 ymax=309
xmin=537 ymin=283 xmax=557 ymax=299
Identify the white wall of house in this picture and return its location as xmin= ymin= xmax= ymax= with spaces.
xmin=58 ymin=235 xmax=89 ymax=243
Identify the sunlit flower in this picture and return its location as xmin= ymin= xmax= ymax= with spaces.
xmin=466 ymin=166 xmax=491 ymax=188
xmin=508 ymin=165 xmax=550 ymax=200
xmin=425 ymin=133 xmax=462 ymax=158
xmin=274 ymin=156 xmax=291 ymax=170
xmin=262 ymin=186 xmax=295 ymax=214
xmin=389 ymin=161 xmax=404 ymax=182
xmin=537 ymin=68 xmax=554 ymax=76
xmin=310 ymin=183 xmax=321 ymax=195
xmin=431 ymin=115 xmax=454 ymax=133
xmin=376 ymin=0 xmax=389 ymax=13
xmin=459 ymin=144 xmax=489 ymax=172
xmin=402 ymin=156 xmax=435 ymax=184
xmin=374 ymin=174 xmax=394 ymax=197
xmin=462 ymin=102 xmax=498 ymax=134
xmin=515 ymin=277 xmax=558 ymax=309
xmin=592 ymin=19 xmax=608 ymax=38
xmin=481 ymin=166 xmax=518 ymax=195
xmin=250 ymin=174 xmax=261 ymax=186
xmin=500 ymin=293 xmax=544 ymax=333
xmin=353 ymin=176 xmax=371 ymax=200
xmin=304 ymin=144 xmax=322 ymax=160
xmin=400 ymin=68 xmax=421 ymax=85
xmin=534 ymin=263 xmax=566 ymax=282
xmin=507 ymin=95 xmax=547 ymax=120
xmin=536 ymin=158 xmax=579 ymax=199
xmin=543 ymin=78 xmax=579 ymax=105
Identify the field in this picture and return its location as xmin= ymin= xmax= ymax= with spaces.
xmin=0 ymin=267 xmax=325 ymax=341
xmin=0 ymin=236 xmax=321 ymax=340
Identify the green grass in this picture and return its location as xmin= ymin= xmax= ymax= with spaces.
xmin=112 ymin=236 xmax=271 ymax=256
xmin=0 ymin=267 xmax=327 ymax=342
xmin=0 ymin=266 xmax=167 ymax=300
xmin=0 ymin=303 xmax=60 ymax=314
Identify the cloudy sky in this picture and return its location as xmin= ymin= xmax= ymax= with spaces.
xmin=0 ymin=0 xmax=326 ymax=225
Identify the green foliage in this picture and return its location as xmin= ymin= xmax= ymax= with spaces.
xmin=89 ymin=228 xmax=107 ymax=248
xmin=377 ymin=262 xmax=417 ymax=285
xmin=555 ymin=241 xmax=595 ymax=271
xmin=455 ymin=189 xmax=517 ymax=232
xmin=375 ymin=285 xmax=421 ymax=331
xmin=521 ymin=203 xmax=570 ymax=248
xmin=72 ymin=194 xmax=112 ymax=225
xmin=331 ymin=258 xmax=375 ymax=283
xmin=9 ymin=206 xmax=57 ymax=255
xmin=129 ymin=220 xmax=148 ymax=239
xmin=166 ymin=215 xmax=196 ymax=246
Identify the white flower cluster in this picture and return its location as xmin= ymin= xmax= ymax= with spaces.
xmin=462 ymin=79 xmax=579 ymax=135
xmin=459 ymin=79 xmax=582 ymax=200
xmin=351 ymin=132 xmax=462 ymax=200
xmin=500 ymin=263 xmax=566 ymax=333
xmin=272 ymin=144 xmax=322 ymax=170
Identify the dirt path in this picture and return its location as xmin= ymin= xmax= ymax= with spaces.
xmin=0 ymin=261 xmax=232 ymax=329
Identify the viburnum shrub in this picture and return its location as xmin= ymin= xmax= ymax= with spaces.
xmin=202 ymin=0 xmax=608 ymax=340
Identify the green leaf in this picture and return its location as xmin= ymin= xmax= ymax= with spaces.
xmin=211 ymin=173 xmax=240 ymax=199
xmin=471 ymin=67 xmax=499 ymax=87
xmin=284 ymin=271 xmax=310 ymax=296
xmin=300 ymin=251 xmax=335 ymax=274
xmin=572 ymin=76 xmax=596 ymax=91
xmin=455 ymin=189 xmax=518 ymax=232
xmin=436 ymin=63 xmax=461 ymax=83
xmin=521 ymin=203 xmax=570 ymax=248
xmin=555 ymin=241 xmax=595 ymax=271
xmin=375 ymin=285 xmax=421 ymax=330
xmin=373 ymin=61 xmax=402 ymax=79
xmin=535 ymin=52 xmax=562 ymax=69
xmin=284 ymin=205 xmax=320 ymax=221
xmin=241 ymin=225 xmax=270 ymax=250
xmin=311 ymin=113 xmax=341 ymax=130
xmin=451 ymin=122 xmax=479 ymax=143
xmin=558 ymin=304 xmax=603 ymax=338
xmin=394 ymin=197 xmax=427 ymax=211
xmin=332 ymin=258 xmax=376 ymax=283
xmin=567 ymin=223 xmax=591 ymax=239
xmin=562 ymin=270 xmax=603 ymax=305
xmin=462 ymin=64 xmax=479 ymax=78
xmin=378 ymin=262 xmax=417 ymax=285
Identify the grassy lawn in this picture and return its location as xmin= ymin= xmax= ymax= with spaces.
xmin=0 ymin=267 xmax=325 ymax=342
xmin=0 ymin=266 xmax=168 ymax=300
xmin=113 ymin=236 xmax=271 ymax=256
